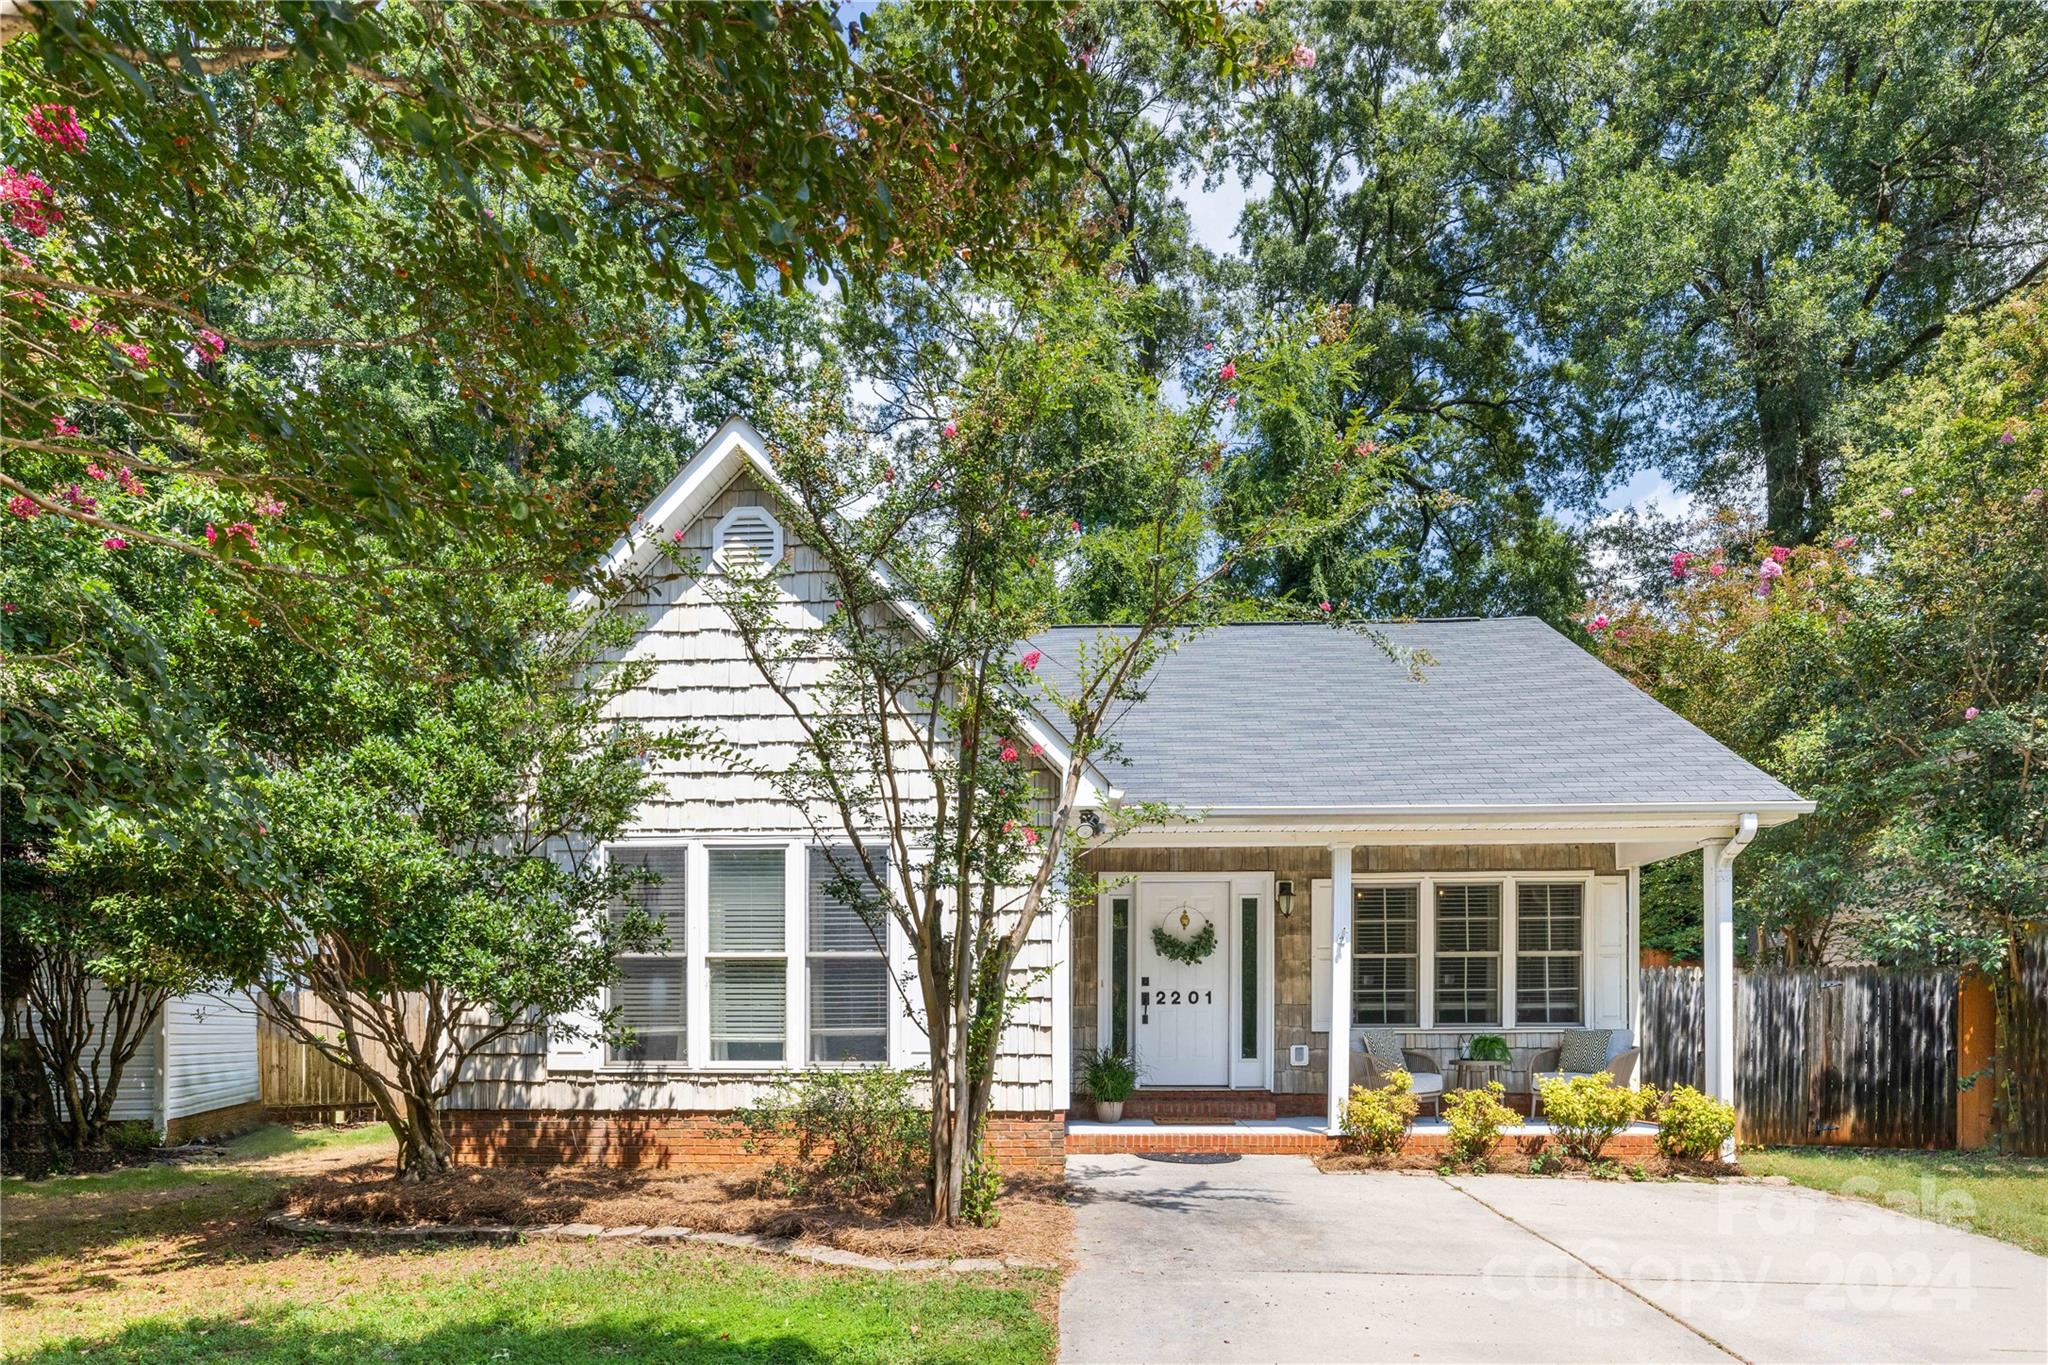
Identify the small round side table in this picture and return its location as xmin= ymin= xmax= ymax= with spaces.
xmin=1451 ymin=1058 xmax=1509 ymax=1092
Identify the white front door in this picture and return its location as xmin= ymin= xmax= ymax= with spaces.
xmin=1135 ymin=880 xmax=1230 ymax=1086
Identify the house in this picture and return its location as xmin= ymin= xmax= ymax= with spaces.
xmin=445 ymin=419 xmax=1809 ymax=1167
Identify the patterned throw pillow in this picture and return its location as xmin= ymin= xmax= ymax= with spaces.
xmin=1558 ymin=1028 xmax=1612 ymax=1075
xmin=1360 ymin=1027 xmax=1406 ymax=1067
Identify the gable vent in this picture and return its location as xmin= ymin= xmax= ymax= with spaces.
xmin=710 ymin=505 xmax=783 ymax=572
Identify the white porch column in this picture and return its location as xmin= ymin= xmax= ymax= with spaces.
xmin=1701 ymin=839 xmax=1734 ymax=1117
xmin=1326 ymin=844 xmax=1354 ymax=1132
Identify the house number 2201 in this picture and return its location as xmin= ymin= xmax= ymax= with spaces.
xmin=1155 ymin=990 xmax=1212 ymax=1006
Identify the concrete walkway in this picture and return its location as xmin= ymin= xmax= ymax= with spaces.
xmin=1061 ymin=1154 xmax=2048 ymax=1364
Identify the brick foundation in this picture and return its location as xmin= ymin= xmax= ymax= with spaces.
xmin=1065 ymin=1124 xmax=1660 ymax=1159
xmin=444 ymin=1109 xmax=1066 ymax=1175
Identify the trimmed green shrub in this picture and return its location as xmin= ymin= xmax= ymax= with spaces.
xmin=1653 ymin=1085 xmax=1737 ymax=1160
xmin=1340 ymin=1069 xmax=1418 ymax=1156
xmin=1443 ymin=1082 xmax=1519 ymax=1168
xmin=732 ymin=1067 xmax=930 ymax=1203
xmin=106 ymin=1121 xmax=159 ymax=1158
xmin=1538 ymin=1072 xmax=1645 ymax=1161
xmin=1081 ymin=1048 xmax=1139 ymax=1102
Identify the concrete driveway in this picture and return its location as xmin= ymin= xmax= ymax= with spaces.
xmin=1061 ymin=1154 xmax=2048 ymax=1364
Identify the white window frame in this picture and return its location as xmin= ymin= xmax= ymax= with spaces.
xmin=603 ymin=841 xmax=691 ymax=1067
xmin=805 ymin=844 xmax=893 ymax=1067
xmin=1514 ymin=878 xmax=1591 ymax=1029
xmin=1345 ymin=871 xmax=1595 ymax=1032
xmin=1350 ymin=881 xmax=1423 ymax=1028
xmin=1431 ymin=881 xmax=1505 ymax=1029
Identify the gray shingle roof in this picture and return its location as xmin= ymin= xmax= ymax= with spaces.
xmin=1027 ymin=618 xmax=1805 ymax=811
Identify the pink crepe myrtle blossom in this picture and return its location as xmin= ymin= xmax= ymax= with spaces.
xmin=85 ymin=462 xmax=109 ymax=481
xmin=1218 ymin=361 xmax=1237 ymax=382
xmin=1 ymin=166 xmax=60 ymax=236
xmin=1899 ymin=485 xmax=1916 ymax=497
xmin=195 ymin=329 xmax=226 ymax=361
xmin=1588 ymin=614 xmax=1609 ymax=631
xmin=2000 ymin=425 xmax=2019 ymax=446
xmin=881 ymin=465 xmax=895 ymax=483
xmin=999 ymin=742 xmax=1020 ymax=762
xmin=101 ymin=536 xmax=127 ymax=550
xmin=252 ymin=495 xmax=285 ymax=517
xmin=1289 ymin=42 xmax=1316 ymax=70
xmin=1758 ymin=559 xmax=1784 ymax=582
xmin=7 ymin=495 xmax=39 ymax=518
xmin=1965 ymin=707 xmax=1980 ymax=720
xmin=1223 ymin=394 xmax=1237 ymax=410
xmin=1767 ymin=545 xmax=1791 ymax=564
xmin=1835 ymin=535 xmax=1856 ymax=549
xmin=942 ymin=421 xmax=957 ymax=438
xmin=1 ymin=602 xmax=16 ymax=613
xmin=1708 ymin=562 xmax=1726 ymax=577
xmin=1029 ymin=741 xmax=1045 ymax=758
xmin=1022 ymin=827 xmax=1040 ymax=846
xmin=60 ymin=484 xmax=95 ymax=513
xmin=1354 ymin=439 xmax=1378 ymax=456
xmin=204 ymin=523 xmax=219 ymax=545
xmin=669 ymin=528 xmax=685 ymax=544
xmin=1613 ymin=628 xmax=1631 ymax=641
xmin=118 ymin=342 xmax=150 ymax=369
xmin=1878 ymin=506 xmax=1895 ymax=520
xmin=1203 ymin=342 xmax=1214 ymax=351
xmin=1670 ymin=550 xmax=1692 ymax=579
xmin=1070 ymin=518 xmax=1081 ymax=533
xmin=1021 ymin=649 xmax=1041 ymax=671
xmin=51 ymin=415 xmax=80 ymax=437
xmin=26 ymin=105 xmax=85 ymax=152
xmin=1318 ymin=600 xmax=1332 ymax=614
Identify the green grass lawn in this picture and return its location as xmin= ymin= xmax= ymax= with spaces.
xmin=2 ymin=1124 xmax=1057 ymax=1364
xmin=1743 ymin=1146 xmax=2048 ymax=1256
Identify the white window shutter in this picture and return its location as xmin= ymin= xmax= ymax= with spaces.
xmin=1588 ymin=876 xmax=1628 ymax=1029
xmin=1311 ymin=879 xmax=1332 ymax=1033
xmin=544 ymin=987 xmax=602 ymax=1074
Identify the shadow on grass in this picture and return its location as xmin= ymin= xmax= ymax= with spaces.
xmin=11 ymin=1314 xmax=844 ymax=1364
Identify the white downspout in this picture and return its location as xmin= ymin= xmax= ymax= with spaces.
xmin=1704 ymin=813 xmax=1757 ymax=1163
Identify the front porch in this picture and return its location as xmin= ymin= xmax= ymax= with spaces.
xmin=1064 ymin=1111 xmax=1662 ymax=1158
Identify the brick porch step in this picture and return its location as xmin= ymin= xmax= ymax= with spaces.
xmin=1123 ymin=1091 xmax=1278 ymax=1122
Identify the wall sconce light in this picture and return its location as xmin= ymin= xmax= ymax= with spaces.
xmin=1277 ymin=879 xmax=1295 ymax=919
xmin=1078 ymin=810 xmax=1105 ymax=839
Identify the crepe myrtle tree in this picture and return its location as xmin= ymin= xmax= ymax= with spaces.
xmin=698 ymin=280 xmax=1402 ymax=1223
xmin=244 ymin=583 xmax=703 ymax=1180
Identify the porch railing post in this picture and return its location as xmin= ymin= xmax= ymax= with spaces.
xmin=1327 ymin=843 xmax=1353 ymax=1133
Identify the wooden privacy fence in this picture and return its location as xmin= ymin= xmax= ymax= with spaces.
xmin=2005 ymin=932 xmax=2048 ymax=1156
xmin=257 ymin=992 xmax=415 ymax=1118
xmin=1639 ymin=966 xmax=1957 ymax=1148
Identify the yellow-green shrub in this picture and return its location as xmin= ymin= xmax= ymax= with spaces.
xmin=1443 ymin=1082 xmax=1519 ymax=1167
xmin=1653 ymin=1085 xmax=1736 ymax=1160
xmin=1340 ymin=1069 xmax=1418 ymax=1155
xmin=1538 ymin=1072 xmax=1644 ymax=1161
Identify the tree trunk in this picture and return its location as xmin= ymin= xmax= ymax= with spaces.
xmin=1755 ymin=374 xmax=1825 ymax=543
xmin=392 ymin=1093 xmax=455 ymax=1181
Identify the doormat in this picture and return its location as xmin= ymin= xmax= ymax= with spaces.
xmin=1139 ymin=1152 xmax=1241 ymax=1164
xmin=1149 ymin=1116 xmax=1238 ymax=1126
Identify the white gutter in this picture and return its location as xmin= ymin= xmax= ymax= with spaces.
xmin=1165 ymin=801 xmax=1813 ymax=819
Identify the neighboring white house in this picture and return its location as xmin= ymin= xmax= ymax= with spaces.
xmin=66 ymin=987 xmax=263 ymax=1143
xmin=446 ymin=418 xmax=1810 ymax=1169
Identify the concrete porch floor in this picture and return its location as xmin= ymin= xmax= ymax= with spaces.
xmin=1064 ymin=1115 xmax=1661 ymax=1156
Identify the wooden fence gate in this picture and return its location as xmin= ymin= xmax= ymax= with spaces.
xmin=1639 ymin=966 xmax=1957 ymax=1148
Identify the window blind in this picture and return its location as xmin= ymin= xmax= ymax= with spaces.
xmin=614 ymin=846 xmax=688 ymax=951
xmin=808 ymin=846 xmax=889 ymax=1063
xmin=1517 ymin=883 xmax=1584 ymax=1024
xmin=608 ymin=844 xmax=688 ymax=1064
xmin=711 ymin=959 xmax=786 ymax=1062
xmin=1352 ymin=885 xmax=1420 ymax=1025
xmin=710 ymin=848 xmax=785 ymax=952
xmin=1435 ymin=884 xmax=1501 ymax=1025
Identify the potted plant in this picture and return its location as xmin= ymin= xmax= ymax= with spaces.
xmin=1466 ymin=1034 xmax=1512 ymax=1063
xmin=1082 ymin=1048 xmax=1139 ymax=1122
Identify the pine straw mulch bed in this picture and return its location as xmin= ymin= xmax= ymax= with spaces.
xmin=1315 ymin=1146 xmax=1740 ymax=1179
xmin=279 ymin=1158 xmax=1071 ymax=1265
